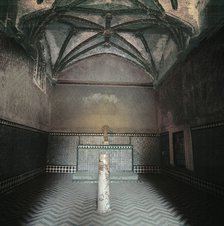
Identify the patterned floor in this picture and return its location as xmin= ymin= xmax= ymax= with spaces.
xmin=0 ymin=174 xmax=224 ymax=226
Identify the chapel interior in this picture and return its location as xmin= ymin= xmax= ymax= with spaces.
xmin=0 ymin=0 xmax=224 ymax=225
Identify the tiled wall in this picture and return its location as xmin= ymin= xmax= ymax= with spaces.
xmin=45 ymin=164 xmax=160 ymax=174
xmin=0 ymin=167 xmax=45 ymax=194
xmin=173 ymin=131 xmax=185 ymax=168
xmin=1 ymin=119 xmax=224 ymax=199
xmin=47 ymin=133 xmax=160 ymax=174
xmin=133 ymin=165 xmax=160 ymax=174
xmin=46 ymin=165 xmax=76 ymax=173
xmin=0 ymin=119 xmax=48 ymax=193
xmin=161 ymin=167 xmax=224 ymax=199
xmin=131 ymin=136 xmax=160 ymax=166
xmin=77 ymin=145 xmax=133 ymax=172
xmin=160 ymin=121 xmax=224 ymax=199
xmin=47 ymin=135 xmax=79 ymax=165
xmin=160 ymin=132 xmax=169 ymax=166
xmin=191 ymin=121 xmax=224 ymax=186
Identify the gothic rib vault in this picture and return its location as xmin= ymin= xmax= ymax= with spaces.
xmin=3 ymin=0 xmax=217 ymax=88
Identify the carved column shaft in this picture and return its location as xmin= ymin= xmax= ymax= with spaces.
xmin=98 ymin=153 xmax=111 ymax=214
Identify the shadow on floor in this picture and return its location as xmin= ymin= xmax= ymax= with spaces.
xmin=139 ymin=174 xmax=224 ymax=226
xmin=0 ymin=174 xmax=73 ymax=226
xmin=0 ymin=174 xmax=224 ymax=226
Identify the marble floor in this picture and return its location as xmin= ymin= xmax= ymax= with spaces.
xmin=0 ymin=174 xmax=224 ymax=226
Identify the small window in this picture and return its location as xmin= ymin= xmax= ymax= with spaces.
xmin=173 ymin=131 xmax=185 ymax=168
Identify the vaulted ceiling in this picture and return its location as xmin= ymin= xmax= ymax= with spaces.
xmin=1 ymin=0 xmax=224 ymax=86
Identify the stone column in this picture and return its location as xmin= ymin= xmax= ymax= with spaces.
xmin=97 ymin=153 xmax=111 ymax=214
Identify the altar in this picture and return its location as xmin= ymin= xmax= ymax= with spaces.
xmin=73 ymin=144 xmax=138 ymax=181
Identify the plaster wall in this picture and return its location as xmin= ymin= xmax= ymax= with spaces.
xmin=158 ymin=27 xmax=224 ymax=129
xmin=159 ymin=0 xmax=199 ymax=29
xmin=16 ymin=0 xmax=54 ymax=25
xmin=0 ymin=33 xmax=50 ymax=131
xmin=58 ymin=54 xmax=152 ymax=85
xmin=51 ymin=85 xmax=157 ymax=133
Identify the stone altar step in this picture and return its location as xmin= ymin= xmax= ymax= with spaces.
xmin=73 ymin=171 xmax=138 ymax=182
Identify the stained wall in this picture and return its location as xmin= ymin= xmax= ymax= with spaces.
xmin=51 ymin=85 xmax=157 ymax=133
xmin=0 ymin=33 xmax=50 ymax=181
xmin=158 ymin=26 xmax=224 ymax=186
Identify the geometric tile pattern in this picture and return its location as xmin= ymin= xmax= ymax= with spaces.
xmin=0 ymin=167 xmax=44 ymax=194
xmin=161 ymin=168 xmax=224 ymax=199
xmin=48 ymin=134 xmax=159 ymax=168
xmin=50 ymin=132 xmax=159 ymax=137
xmin=77 ymin=145 xmax=133 ymax=172
xmin=45 ymin=165 xmax=160 ymax=174
xmin=46 ymin=165 xmax=76 ymax=174
xmin=47 ymin=136 xmax=79 ymax=165
xmin=133 ymin=165 xmax=160 ymax=174
xmin=1 ymin=174 xmax=224 ymax=226
xmin=191 ymin=120 xmax=224 ymax=130
xmin=131 ymin=136 xmax=160 ymax=166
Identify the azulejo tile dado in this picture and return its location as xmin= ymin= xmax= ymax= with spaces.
xmin=45 ymin=165 xmax=160 ymax=174
xmin=49 ymin=132 xmax=159 ymax=137
xmin=134 ymin=165 xmax=160 ymax=174
xmin=0 ymin=118 xmax=47 ymax=134
xmin=78 ymin=144 xmax=132 ymax=149
xmin=0 ymin=167 xmax=45 ymax=194
xmin=191 ymin=120 xmax=224 ymax=130
xmin=161 ymin=168 xmax=224 ymax=199
xmin=46 ymin=165 xmax=77 ymax=173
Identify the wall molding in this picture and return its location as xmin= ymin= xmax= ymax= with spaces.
xmin=0 ymin=118 xmax=47 ymax=134
xmin=159 ymin=120 xmax=224 ymax=134
xmin=57 ymin=80 xmax=154 ymax=88
xmin=0 ymin=119 xmax=160 ymax=137
xmin=46 ymin=165 xmax=77 ymax=174
xmin=191 ymin=120 xmax=224 ymax=131
xmin=161 ymin=168 xmax=224 ymax=199
xmin=78 ymin=144 xmax=132 ymax=149
xmin=0 ymin=167 xmax=45 ymax=194
xmin=2 ymin=118 xmax=223 ymax=135
xmin=49 ymin=132 xmax=159 ymax=137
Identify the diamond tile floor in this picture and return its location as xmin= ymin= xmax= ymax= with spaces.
xmin=0 ymin=174 xmax=224 ymax=226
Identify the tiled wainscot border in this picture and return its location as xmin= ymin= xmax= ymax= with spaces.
xmin=0 ymin=167 xmax=45 ymax=194
xmin=45 ymin=165 xmax=160 ymax=174
xmin=46 ymin=165 xmax=77 ymax=173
